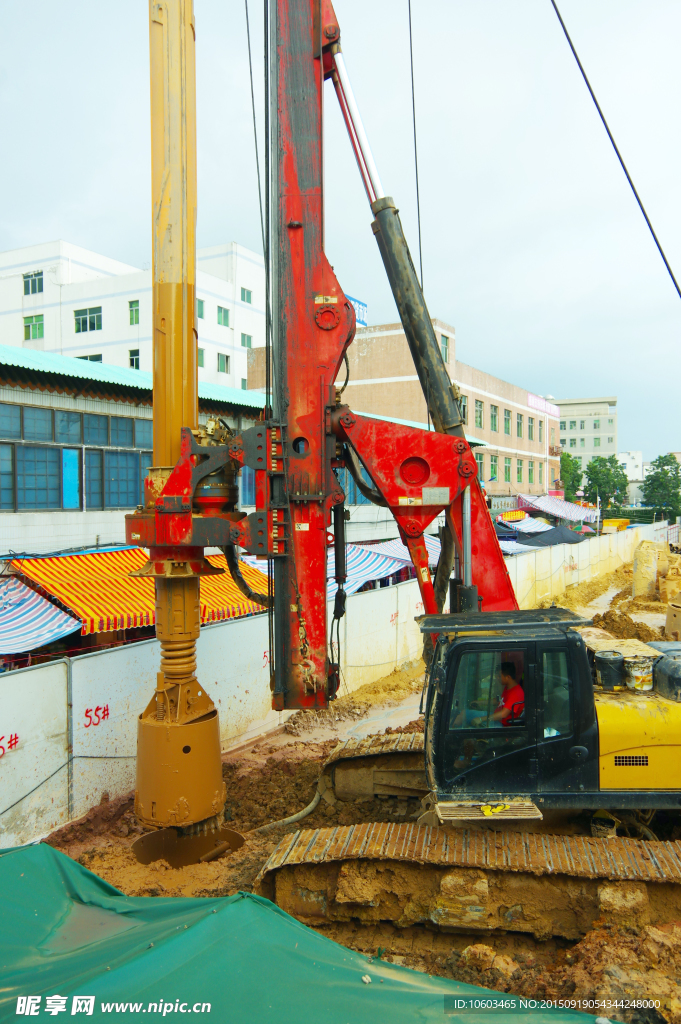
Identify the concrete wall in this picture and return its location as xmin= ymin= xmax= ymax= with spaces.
xmin=505 ymin=523 xmax=657 ymax=609
xmin=0 ymin=577 xmax=425 ymax=847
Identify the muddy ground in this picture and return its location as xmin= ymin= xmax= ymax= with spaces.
xmin=44 ymin=570 xmax=680 ymax=1021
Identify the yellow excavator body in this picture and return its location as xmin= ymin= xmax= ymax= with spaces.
xmin=595 ymin=689 xmax=681 ymax=790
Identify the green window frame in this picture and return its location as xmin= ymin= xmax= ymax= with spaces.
xmin=240 ymin=287 xmax=252 ymax=304
xmin=197 ymin=299 xmax=204 ymax=319
xmin=197 ymin=348 xmax=204 ymax=368
xmin=528 ymin=416 xmax=534 ymax=441
xmin=217 ymin=306 xmax=229 ymax=327
xmin=23 ymin=315 xmax=44 ymax=341
xmin=475 ymin=452 xmax=484 ymax=479
xmin=504 ymin=409 xmax=511 ymax=435
xmin=129 ymin=300 xmax=139 ymax=325
xmin=490 ymin=405 xmax=498 ymax=432
xmin=474 ymin=400 xmax=483 ymax=430
xmin=516 ymin=459 xmax=523 ymax=484
xmin=504 ymin=457 xmax=511 ymax=483
xmin=241 ymin=379 xmax=248 ymax=390
xmin=129 ymin=349 xmax=139 ymax=370
xmin=241 ymin=333 xmax=252 ymax=349
xmin=489 ymin=455 xmax=498 ymax=481
xmin=528 ymin=461 xmax=534 ymax=484
xmin=217 ymin=353 xmax=229 ymax=373
xmin=74 ymin=307 xmax=102 ymax=333
xmin=441 ymin=335 xmax=449 ymax=362
xmin=538 ymin=420 xmax=543 ymax=443
xmin=460 ymin=396 xmax=468 ymax=425
xmin=539 ymin=462 xmax=543 ymax=484
xmin=23 ymin=271 xmax=43 ymax=295
xmin=516 ymin=413 xmax=523 ymax=438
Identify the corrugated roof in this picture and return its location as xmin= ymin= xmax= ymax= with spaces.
xmin=0 ymin=344 xmax=265 ymax=410
xmin=359 ymin=410 xmax=487 ymax=446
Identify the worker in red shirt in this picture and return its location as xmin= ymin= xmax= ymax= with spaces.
xmin=492 ymin=661 xmax=524 ymax=726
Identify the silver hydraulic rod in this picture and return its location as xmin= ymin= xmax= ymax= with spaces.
xmin=333 ymin=52 xmax=385 ymax=202
xmin=463 ymin=486 xmax=472 ymax=587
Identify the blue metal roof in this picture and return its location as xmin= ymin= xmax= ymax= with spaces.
xmin=0 ymin=344 xmax=265 ymax=410
xmin=360 ymin=410 xmax=487 ymax=446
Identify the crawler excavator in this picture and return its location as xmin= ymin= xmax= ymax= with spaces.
xmin=128 ymin=0 xmax=681 ymax=938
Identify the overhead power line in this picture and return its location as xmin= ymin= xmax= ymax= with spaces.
xmin=550 ymin=0 xmax=681 ymax=302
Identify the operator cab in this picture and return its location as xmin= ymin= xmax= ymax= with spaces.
xmin=420 ymin=610 xmax=599 ymax=803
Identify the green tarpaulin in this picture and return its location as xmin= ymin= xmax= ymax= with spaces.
xmin=0 ymin=843 xmax=590 ymax=1022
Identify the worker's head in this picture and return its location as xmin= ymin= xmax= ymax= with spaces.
xmin=500 ymin=661 xmax=517 ymax=689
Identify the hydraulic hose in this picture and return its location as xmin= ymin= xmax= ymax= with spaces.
xmin=222 ymin=544 xmax=272 ymax=608
xmin=344 ymin=445 xmax=387 ymax=507
xmin=252 ymin=784 xmax=322 ymax=834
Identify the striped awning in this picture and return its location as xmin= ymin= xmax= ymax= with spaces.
xmin=518 ymin=494 xmax=599 ymax=523
xmin=11 ymin=548 xmax=269 ymax=635
xmin=357 ymin=535 xmax=442 ymax=565
xmin=0 ymin=576 xmax=81 ymax=653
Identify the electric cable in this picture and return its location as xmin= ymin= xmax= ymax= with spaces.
xmin=245 ymin=0 xmax=266 ymax=259
xmin=550 ymin=0 xmax=681 ymax=302
xmin=407 ymin=0 xmax=424 ymax=291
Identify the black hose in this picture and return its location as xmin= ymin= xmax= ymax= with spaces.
xmin=222 ymin=544 xmax=273 ymax=608
xmin=344 ymin=445 xmax=387 ymax=507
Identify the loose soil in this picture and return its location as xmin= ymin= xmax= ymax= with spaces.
xmin=540 ymin=563 xmax=634 ymax=612
xmin=592 ymin=609 xmax=664 ymax=643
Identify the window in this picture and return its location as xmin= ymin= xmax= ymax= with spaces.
xmin=539 ymin=462 xmax=543 ymax=484
xmin=593 ymin=419 xmax=600 ymax=430
xmin=0 ymin=445 xmax=13 ymax=509
xmin=241 ymin=379 xmax=248 ymax=390
xmin=129 ymin=349 xmax=140 ymax=370
xmin=460 ymin=396 xmax=468 ymax=425
xmin=516 ymin=413 xmax=523 ymax=438
xmin=489 ymin=455 xmax=498 ymax=481
xmin=23 ymin=271 xmax=43 ymax=295
xmin=569 ymin=420 xmax=576 ymax=430
xmin=447 ymin=649 xmax=526 ymax=733
xmin=23 ymin=315 xmax=44 ymax=341
xmin=84 ymin=414 xmax=108 ymax=446
xmin=504 ymin=457 xmax=511 ymax=483
xmin=218 ymin=306 xmax=230 ymax=327
xmin=608 ymin=418 xmax=614 ymax=426
xmin=560 ymin=438 xmax=566 ymax=447
xmin=504 ymin=409 xmax=511 ymax=435
xmin=74 ymin=307 xmax=102 ymax=333
xmin=559 ymin=420 xmax=566 ymax=431
xmin=85 ymin=449 xmax=103 ymax=509
xmin=105 ymin=451 xmax=140 ymax=507
xmin=62 ymin=449 xmax=81 ymax=509
xmin=55 ymin=412 xmax=81 ymax=444
xmin=607 ymin=436 xmax=613 ymax=444
xmin=110 ymin=416 xmax=133 ymax=447
xmin=24 ymin=407 xmax=52 ymax=442
xmin=576 ymin=456 xmax=582 ymax=465
xmin=580 ymin=437 xmax=585 ymax=448
xmin=528 ymin=461 xmax=534 ymax=484
xmin=197 ymin=299 xmax=204 ymax=319
xmin=474 ymin=400 xmax=484 ymax=430
xmin=218 ymin=353 xmax=230 ymax=373
xmin=569 ymin=438 xmax=576 ymax=448
xmin=197 ymin=348 xmax=204 ymax=368
xmin=0 ymin=404 xmax=21 ymax=440
xmin=580 ymin=420 xmax=585 ymax=430
xmin=16 ymin=446 xmax=60 ymax=509
xmin=77 ymin=354 xmax=102 ymax=362
xmin=241 ymin=333 xmax=252 ymax=349
xmin=241 ymin=287 xmax=252 ymax=304
xmin=129 ymin=300 xmax=139 ymax=325
xmin=538 ymin=421 xmax=543 ymax=443
xmin=241 ymin=466 xmax=256 ymax=505
xmin=475 ymin=452 xmax=484 ymax=479
xmin=528 ymin=417 xmax=534 ymax=441
xmin=517 ymin=459 xmax=523 ymax=483
xmin=550 ymin=427 xmax=555 ymax=444
xmin=594 ymin=437 xmax=601 ymax=448
xmin=490 ymin=405 xmax=498 ymax=432
xmin=441 ymin=335 xmax=449 ymax=362
xmin=134 ymin=419 xmax=153 ymax=448
xmin=542 ymin=650 xmax=572 ymax=738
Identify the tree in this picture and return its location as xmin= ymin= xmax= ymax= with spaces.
xmin=560 ymin=452 xmax=583 ymax=501
xmin=642 ymin=454 xmax=681 ymax=516
xmin=583 ymin=455 xmax=629 ymax=508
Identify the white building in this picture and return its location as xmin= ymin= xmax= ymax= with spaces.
xmin=556 ymin=396 xmax=618 ymax=472
xmin=0 ymin=240 xmax=265 ymax=391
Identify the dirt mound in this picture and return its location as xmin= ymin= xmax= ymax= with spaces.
xmin=45 ymin=792 xmax=148 ymax=860
xmin=383 ymin=718 xmax=424 ymax=735
xmin=540 ymin=563 xmax=633 ymax=612
xmin=592 ymin=609 xmax=663 ymax=643
xmin=285 ymin=660 xmax=424 ymax=735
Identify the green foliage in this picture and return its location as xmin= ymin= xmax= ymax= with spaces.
xmin=642 ymin=454 xmax=681 ymax=515
xmin=583 ymin=455 xmax=629 ymax=508
xmin=560 ymin=452 xmax=583 ymax=501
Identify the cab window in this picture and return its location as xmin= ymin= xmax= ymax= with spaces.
xmin=449 ymin=650 xmax=525 ymax=730
xmin=542 ymin=650 xmax=572 ymax=738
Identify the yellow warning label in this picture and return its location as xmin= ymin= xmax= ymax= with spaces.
xmin=314 ymin=295 xmax=338 ymax=304
xmin=398 ymin=496 xmax=422 ymax=506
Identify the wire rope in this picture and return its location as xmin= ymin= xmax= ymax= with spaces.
xmin=407 ymin=0 xmax=424 ymax=291
xmin=550 ymin=0 xmax=681 ymax=301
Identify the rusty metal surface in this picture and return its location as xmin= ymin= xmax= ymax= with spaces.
xmin=324 ymin=732 xmax=424 ymax=767
xmin=257 ymin=822 xmax=681 ymax=886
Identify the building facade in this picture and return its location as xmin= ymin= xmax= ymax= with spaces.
xmin=247 ymin=318 xmax=561 ymax=498
xmin=0 ymin=240 xmax=265 ymax=392
xmin=557 ymin=397 xmax=618 ymax=471
xmin=0 ymin=346 xmax=264 ymax=556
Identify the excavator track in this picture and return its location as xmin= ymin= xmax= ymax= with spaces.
xmin=256 ymin=822 xmax=681 ymax=941
xmin=322 ymin=733 xmax=427 ymax=801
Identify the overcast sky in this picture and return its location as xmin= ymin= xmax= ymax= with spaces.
xmin=1 ymin=0 xmax=679 ymax=459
